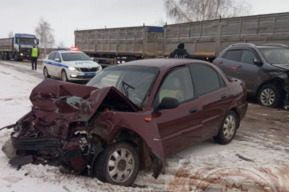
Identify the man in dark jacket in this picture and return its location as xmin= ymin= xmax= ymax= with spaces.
xmin=169 ymin=43 xmax=190 ymax=58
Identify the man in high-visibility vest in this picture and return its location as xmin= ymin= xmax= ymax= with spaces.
xmin=31 ymin=46 xmax=39 ymax=70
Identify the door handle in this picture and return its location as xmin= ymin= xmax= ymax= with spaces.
xmin=221 ymin=94 xmax=227 ymax=100
xmin=189 ymin=108 xmax=198 ymax=114
xmin=216 ymin=60 xmax=223 ymax=64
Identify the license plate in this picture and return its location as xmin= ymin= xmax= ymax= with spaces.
xmin=84 ymin=72 xmax=96 ymax=77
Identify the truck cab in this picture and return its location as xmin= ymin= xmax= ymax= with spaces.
xmin=13 ymin=33 xmax=39 ymax=61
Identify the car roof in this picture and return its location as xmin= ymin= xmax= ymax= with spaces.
xmin=256 ymin=44 xmax=289 ymax=49
xmin=120 ymin=58 xmax=209 ymax=69
xmin=55 ymin=50 xmax=83 ymax=54
xmin=229 ymin=43 xmax=289 ymax=49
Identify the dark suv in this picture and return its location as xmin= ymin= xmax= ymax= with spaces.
xmin=213 ymin=43 xmax=289 ymax=108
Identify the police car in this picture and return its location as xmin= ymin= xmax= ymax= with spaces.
xmin=43 ymin=48 xmax=102 ymax=81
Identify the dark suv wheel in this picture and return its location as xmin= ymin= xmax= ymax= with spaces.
xmin=258 ymin=84 xmax=283 ymax=108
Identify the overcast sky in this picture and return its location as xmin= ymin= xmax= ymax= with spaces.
xmin=1 ymin=0 xmax=289 ymax=48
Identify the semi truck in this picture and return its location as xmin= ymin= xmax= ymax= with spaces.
xmin=0 ymin=33 xmax=39 ymax=61
xmin=75 ymin=12 xmax=289 ymax=64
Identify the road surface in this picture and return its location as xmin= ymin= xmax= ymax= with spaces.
xmin=0 ymin=60 xmax=289 ymax=192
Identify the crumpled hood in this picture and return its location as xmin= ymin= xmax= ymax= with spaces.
xmin=30 ymin=79 xmax=139 ymax=124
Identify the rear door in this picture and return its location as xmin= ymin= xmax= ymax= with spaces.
xmin=45 ymin=52 xmax=56 ymax=76
xmin=189 ymin=63 xmax=231 ymax=137
xmin=53 ymin=52 xmax=63 ymax=78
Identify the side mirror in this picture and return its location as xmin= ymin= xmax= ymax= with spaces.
xmin=154 ymin=97 xmax=179 ymax=112
xmin=55 ymin=58 xmax=61 ymax=62
xmin=253 ymin=58 xmax=262 ymax=66
xmin=91 ymin=57 xmax=94 ymax=61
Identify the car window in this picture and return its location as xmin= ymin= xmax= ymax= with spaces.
xmin=87 ymin=66 xmax=159 ymax=107
xmin=259 ymin=48 xmax=289 ymax=64
xmin=55 ymin=52 xmax=61 ymax=61
xmin=61 ymin=52 xmax=91 ymax=61
xmin=223 ymin=50 xmax=242 ymax=62
xmin=240 ymin=50 xmax=257 ymax=64
xmin=189 ymin=64 xmax=224 ymax=96
xmin=48 ymin=52 xmax=56 ymax=60
xmin=154 ymin=67 xmax=194 ymax=106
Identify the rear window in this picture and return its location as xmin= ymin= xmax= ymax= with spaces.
xmin=190 ymin=64 xmax=225 ymax=96
xmin=48 ymin=52 xmax=56 ymax=60
xmin=61 ymin=52 xmax=91 ymax=61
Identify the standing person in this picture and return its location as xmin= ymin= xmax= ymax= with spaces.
xmin=31 ymin=46 xmax=39 ymax=70
xmin=169 ymin=43 xmax=190 ymax=58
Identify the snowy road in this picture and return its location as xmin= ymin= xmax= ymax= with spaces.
xmin=0 ymin=60 xmax=289 ymax=192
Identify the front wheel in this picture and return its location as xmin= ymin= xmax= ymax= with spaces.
xmin=214 ymin=111 xmax=238 ymax=145
xmin=258 ymin=84 xmax=283 ymax=108
xmin=61 ymin=70 xmax=68 ymax=82
xmin=94 ymin=142 xmax=139 ymax=186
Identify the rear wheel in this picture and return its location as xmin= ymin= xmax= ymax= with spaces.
xmin=258 ymin=84 xmax=283 ymax=108
xmin=14 ymin=54 xmax=18 ymax=61
xmin=94 ymin=142 xmax=139 ymax=186
xmin=43 ymin=67 xmax=50 ymax=78
xmin=214 ymin=111 xmax=238 ymax=144
xmin=61 ymin=70 xmax=68 ymax=82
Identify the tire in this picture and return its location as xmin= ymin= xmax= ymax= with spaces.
xmin=94 ymin=142 xmax=139 ymax=186
xmin=43 ymin=67 xmax=50 ymax=78
xmin=214 ymin=111 xmax=238 ymax=145
xmin=257 ymin=84 xmax=283 ymax=108
xmin=61 ymin=70 xmax=68 ymax=82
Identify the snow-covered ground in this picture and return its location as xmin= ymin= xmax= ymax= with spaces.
xmin=0 ymin=62 xmax=289 ymax=192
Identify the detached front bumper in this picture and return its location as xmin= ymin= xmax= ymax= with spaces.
xmin=12 ymin=136 xmax=61 ymax=151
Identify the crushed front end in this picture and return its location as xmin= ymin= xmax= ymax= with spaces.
xmin=2 ymin=79 xmax=164 ymax=179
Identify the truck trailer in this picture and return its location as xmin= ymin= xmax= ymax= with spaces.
xmin=164 ymin=12 xmax=289 ymax=61
xmin=75 ymin=26 xmax=164 ymax=65
xmin=0 ymin=33 xmax=39 ymax=61
xmin=75 ymin=12 xmax=289 ymax=64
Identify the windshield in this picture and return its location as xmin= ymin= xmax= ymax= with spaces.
xmin=259 ymin=48 xmax=289 ymax=64
xmin=61 ymin=52 xmax=91 ymax=61
xmin=87 ymin=65 xmax=159 ymax=107
xmin=17 ymin=38 xmax=37 ymax=46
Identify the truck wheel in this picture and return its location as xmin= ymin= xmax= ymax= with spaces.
xmin=5 ymin=53 xmax=10 ymax=60
xmin=61 ymin=70 xmax=68 ymax=82
xmin=258 ymin=84 xmax=283 ymax=108
xmin=214 ymin=111 xmax=238 ymax=145
xmin=14 ymin=54 xmax=18 ymax=61
xmin=94 ymin=142 xmax=139 ymax=186
xmin=43 ymin=67 xmax=50 ymax=78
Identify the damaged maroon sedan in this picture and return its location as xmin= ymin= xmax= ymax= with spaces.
xmin=2 ymin=59 xmax=247 ymax=186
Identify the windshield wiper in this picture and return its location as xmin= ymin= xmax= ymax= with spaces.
xmin=121 ymin=81 xmax=135 ymax=97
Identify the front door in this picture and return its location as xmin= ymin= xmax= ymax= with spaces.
xmin=153 ymin=66 xmax=205 ymax=158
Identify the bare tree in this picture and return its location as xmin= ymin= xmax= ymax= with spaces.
xmin=8 ymin=31 xmax=14 ymax=38
xmin=164 ymin=0 xmax=251 ymax=22
xmin=35 ymin=17 xmax=55 ymax=56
